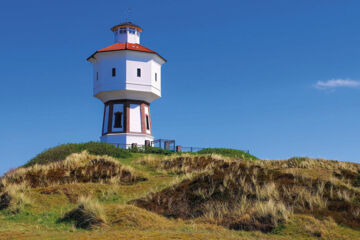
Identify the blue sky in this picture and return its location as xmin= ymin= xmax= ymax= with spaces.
xmin=1 ymin=0 xmax=360 ymax=175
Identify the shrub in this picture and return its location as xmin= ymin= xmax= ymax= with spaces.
xmin=58 ymin=195 xmax=106 ymax=229
xmin=25 ymin=142 xmax=131 ymax=167
xmin=197 ymin=148 xmax=257 ymax=161
xmin=0 ymin=183 xmax=30 ymax=213
xmin=129 ymin=146 xmax=172 ymax=155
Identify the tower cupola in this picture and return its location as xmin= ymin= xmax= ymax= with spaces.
xmin=111 ymin=22 xmax=142 ymax=44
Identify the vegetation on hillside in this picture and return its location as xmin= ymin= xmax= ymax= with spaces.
xmin=58 ymin=195 xmax=106 ymax=229
xmin=197 ymin=148 xmax=258 ymax=161
xmin=133 ymin=155 xmax=360 ymax=232
xmin=25 ymin=142 xmax=172 ymax=167
xmin=25 ymin=142 xmax=132 ymax=167
xmin=2 ymin=151 xmax=144 ymax=190
xmin=0 ymin=144 xmax=360 ymax=239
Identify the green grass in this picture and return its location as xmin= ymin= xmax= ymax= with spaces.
xmin=25 ymin=142 xmax=132 ymax=167
xmin=0 ymin=205 xmax=75 ymax=231
xmin=128 ymin=146 xmax=173 ymax=155
xmin=24 ymin=142 xmax=173 ymax=168
xmin=197 ymin=148 xmax=258 ymax=160
xmin=24 ymin=141 xmax=257 ymax=169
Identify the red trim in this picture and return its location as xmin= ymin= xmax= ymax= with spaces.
xmin=126 ymin=102 xmax=130 ymax=133
xmin=148 ymin=105 xmax=152 ymax=135
xmin=140 ymin=103 xmax=146 ymax=134
xmin=108 ymin=104 xmax=113 ymax=133
xmin=123 ymin=102 xmax=128 ymax=133
xmin=102 ymin=105 xmax=106 ymax=134
xmin=98 ymin=43 xmax=155 ymax=54
xmin=87 ymin=43 xmax=166 ymax=62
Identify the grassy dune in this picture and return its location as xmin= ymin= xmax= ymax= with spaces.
xmin=0 ymin=143 xmax=359 ymax=239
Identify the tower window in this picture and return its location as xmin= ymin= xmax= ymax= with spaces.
xmin=112 ymin=68 xmax=116 ymax=77
xmin=137 ymin=68 xmax=141 ymax=77
xmin=146 ymin=115 xmax=150 ymax=130
xmin=114 ymin=112 xmax=122 ymax=128
xmin=155 ymin=73 xmax=157 ymax=81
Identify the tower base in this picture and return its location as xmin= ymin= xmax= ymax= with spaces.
xmin=100 ymin=133 xmax=154 ymax=148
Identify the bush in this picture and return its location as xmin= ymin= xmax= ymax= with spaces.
xmin=0 ymin=183 xmax=31 ymax=213
xmin=81 ymin=142 xmax=130 ymax=158
xmin=127 ymin=146 xmax=172 ymax=155
xmin=197 ymin=148 xmax=257 ymax=161
xmin=58 ymin=195 xmax=106 ymax=229
xmin=25 ymin=142 xmax=131 ymax=167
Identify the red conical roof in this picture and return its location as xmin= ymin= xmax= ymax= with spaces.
xmin=87 ymin=43 xmax=166 ymax=62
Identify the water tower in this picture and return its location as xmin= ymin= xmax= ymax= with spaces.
xmin=87 ymin=22 xmax=166 ymax=147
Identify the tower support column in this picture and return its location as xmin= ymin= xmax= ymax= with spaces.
xmin=100 ymin=99 xmax=153 ymax=147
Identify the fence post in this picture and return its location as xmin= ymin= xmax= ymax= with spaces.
xmin=165 ymin=141 xmax=170 ymax=150
xmin=176 ymin=145 xmax=182 ymax=152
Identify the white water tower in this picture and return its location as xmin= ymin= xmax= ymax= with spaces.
xmin=87 ymin=22 xmax=166 ymax=147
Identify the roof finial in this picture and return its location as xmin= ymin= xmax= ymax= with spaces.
xmin=126 ymin=8 xmax=132 ymax=23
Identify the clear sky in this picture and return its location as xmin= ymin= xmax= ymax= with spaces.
xmin=1 ymin=0 xmax=360 ymax=175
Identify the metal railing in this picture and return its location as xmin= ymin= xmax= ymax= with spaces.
xmin=113 ymin=143 xmax=146 ymax=149
xmin=180 ymin=147 xmax=204 ymax=152
xmin=112 ymin=140 xmax=249 ymax=154
xmin=152 ymin=139 xmax=176 ymax=151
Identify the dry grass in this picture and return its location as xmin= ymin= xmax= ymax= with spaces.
xmin=132 ymin=154 xmax=360 ymax=232
xmin=105 ymin=204 xmax=177 ymax=230
xmin=259 ymin=157 xmax=360 ymax=173
xmin=78 ymin=195 xmax=106 ymax=222
xmin=135 ymin=153 xmax=235 ymax=175
xmin=256 ymin=182 xmax=279 ymax=201
xmin=0 ymin=183 xmax=31 ymax=213
xmin=1 ymin=151 xmax=360 ymax=238
xmin=200 ymin=198 xmax=292 ymax=232
xmin=0 ymin=151 xmax=144 ymax=189
xmin=58 ymin=195 xmax=106 ymax=229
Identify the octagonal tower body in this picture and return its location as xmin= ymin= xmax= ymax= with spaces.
xmin=87 ymin=22 xmax=166 ymax=147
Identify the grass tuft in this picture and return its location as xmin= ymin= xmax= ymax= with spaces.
xmin=58 ymin=195 xmax=106 ymax=229
xmin=0 ymin=183 xmax=31 ymax=213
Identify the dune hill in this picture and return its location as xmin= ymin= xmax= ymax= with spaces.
xmin=0 ymin=142 xmax=359 ymax=240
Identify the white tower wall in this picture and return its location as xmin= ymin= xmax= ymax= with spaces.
xmin=91 ymin=51 xmax=163 ymax=103
xmin=88 ymin=22 xmax=165 ymax=148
